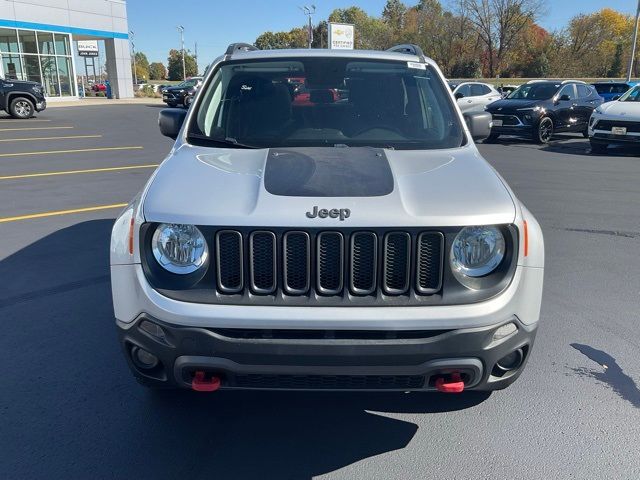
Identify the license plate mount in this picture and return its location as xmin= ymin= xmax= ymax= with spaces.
xmin=492 ymin=119 xmax=503 ymax=127
xmin=612 ymin=126 xmax=627 ymax=136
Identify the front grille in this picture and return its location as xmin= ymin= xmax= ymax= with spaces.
xmin=594 ymin=120 xmax=640 ymax=133
xmin=233 ymin=374 xmax=425 ymax=390
xmin=493 ymin=114 xmax=521 ymax=126
xmin=213 ymin=228 xmax=443 ymax=300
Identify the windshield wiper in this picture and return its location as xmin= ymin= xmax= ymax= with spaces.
xmin=187 ymin=133 xmax=258 ymax=149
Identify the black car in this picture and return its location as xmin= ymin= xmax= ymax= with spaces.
xmin=485 ymin=80 xmax=603 ymax=143
xmin=161 ymin=77 xmax=203 ymax=108
xmin=0 ymin=76 xmax=47 ymax=118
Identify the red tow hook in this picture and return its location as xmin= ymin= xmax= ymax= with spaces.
xmin=435 ymin=373 xmax=465 ymax=393
xmin=191 ymin=371 xmax=221 ymax=392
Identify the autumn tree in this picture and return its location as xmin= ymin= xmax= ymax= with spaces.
xmin=149 ymin=62 xmax=167 ymax=80
xmin=460 ymin=0 xmax=546 ymax=77
xmin=167 ymin=49 xmax=198 ymax=81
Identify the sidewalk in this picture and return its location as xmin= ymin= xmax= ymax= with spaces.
xmin=47 ymin=97 xmax=164 ymax=108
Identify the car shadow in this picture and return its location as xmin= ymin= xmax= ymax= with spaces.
xmin=0 ymin=220 xmax=491 ymax=479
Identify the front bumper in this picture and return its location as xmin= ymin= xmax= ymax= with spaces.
xmin=119 ymin=314 xmax=537 ymax=391
xmin=35 ymin=99 xmax=46 ymax=111
xmin=590 ymin=132 xmax=640 ymax=145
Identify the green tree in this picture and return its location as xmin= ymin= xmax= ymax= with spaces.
xmin=148 ymin=62 xmax=167 ymax=80
xmin=607 ymin=43 xmax=624 ymax=78
xmin=255 ymin=28 xmax=308 ymax=49
xmin=167 ymin=49 xmax=197 ymax=80
xmin=382 ymin=0 xmax=407 ymax=37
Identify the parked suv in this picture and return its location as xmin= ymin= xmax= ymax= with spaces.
xmin=448 ymin=81 xmax=501 ymax=113
xmin=161 ymin=77 xmax=203 ymax=108
xmin=111 ymin=43 xmax=544 ymax=394
xmin=485 ymin=80 xmax=603 ymax=143
xmin=0 ymin=75 xmax=47 ymax=118
xmin=591 ymin=81 xmax=635 ymax=103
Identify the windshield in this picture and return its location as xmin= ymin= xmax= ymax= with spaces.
xmin=507 ymin=83 xmax=560 ymax=100
xmin=189 ymin=57 xmax=464 ymax=150
xmin=618 ymin=85 xmax=640 ymax=102
xmin=592 ymin=83 xmax=630 ymax=95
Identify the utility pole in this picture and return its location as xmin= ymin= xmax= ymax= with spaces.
xmin=130 ymin=30 xmax=137 ymax=85
xmin=177 ymin=25 xmax=186 ymax=80
xmin=300 ymin=5 xmax=316 ymax=48
xmin=627 ymin=0 xmax=640 ymax=82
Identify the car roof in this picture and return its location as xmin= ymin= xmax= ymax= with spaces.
xmin=226 ymin=48 xmax=426 ymax=65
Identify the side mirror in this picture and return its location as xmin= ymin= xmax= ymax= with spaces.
xmin=464 ymin=111 xmax=492 ymax=142
xmin=455 ymin=92 xmax=464 ymax=100
xmin=158 ymin=108 xmax=187 ymax=139
xmin=558 ymin=94 xmax=571 ymax=102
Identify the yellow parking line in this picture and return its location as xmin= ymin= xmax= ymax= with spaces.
xmin=0 ymin=135 xmax=102 ymax=143
xmin=0 ymin=119 xmax=51 ymax=123
xmin=0 ymin=164 xmax=159 ymax=180
xmin=0 ymin=146 xmax=144 ymax=157
xmin=0 ymin=126 xmax=73 ymax=132
xmin=0 ymin=203 xmax=128 ymax=223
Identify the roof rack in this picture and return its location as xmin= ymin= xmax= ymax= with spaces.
xmin=225 ymin=43 xmax=259 ymax=56
xmin=387 ymin=44 xmax=425 ymax=58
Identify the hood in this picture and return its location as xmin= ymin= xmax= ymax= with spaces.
xmin=3 ymin=79 xmax=40 ymax=88
xmin=143 ymin=144 xmax=516 ymax=227
xmin=487 ymin=98 xmax=544 ymax=112
xmin=598 ymin=100 xmax=640 ymax=119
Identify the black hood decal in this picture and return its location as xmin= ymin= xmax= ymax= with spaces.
xmin=264 ymin=147 xmax=394 ymax=197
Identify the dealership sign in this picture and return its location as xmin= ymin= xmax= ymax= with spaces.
xmin=77 ymin=40 xmax=99 ymax=57
xmin=329 ymin=23 xmax=354 ymax=50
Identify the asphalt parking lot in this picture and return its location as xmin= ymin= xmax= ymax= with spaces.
xmin=1 ymin=105 xmax=639 ymax=479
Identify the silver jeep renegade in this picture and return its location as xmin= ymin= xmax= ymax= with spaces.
xmin=111 ymin=44 xmax=544 ymax=393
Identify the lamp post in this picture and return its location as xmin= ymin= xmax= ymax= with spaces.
xmin=627 ymin=0 xmax=640 ymax=82
xmin=300 ymin=5 xmax=316 ymax=49
xmin=177 ymin=25 xmax=186 ymax=81
xmin=130 ymin=30 xmax=137 ymax=85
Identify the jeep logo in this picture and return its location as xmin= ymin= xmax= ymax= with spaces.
xmin=306 ymin=206 xmax=351 ymax=221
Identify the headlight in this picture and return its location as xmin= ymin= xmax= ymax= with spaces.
xmin=450 ymin=226 xmax=505 ymax=280
xmin=152 ymin=223 xmax=208 ymax=274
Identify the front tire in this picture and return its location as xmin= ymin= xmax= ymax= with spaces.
xmin=590 ymin=140 xmax=608 ymax=154
xmin=484 ymin=132 xmax=500 ymax=143
xmin=534 ymin=117 xmax=553 ymax=144
xmin=9 ymin=97 xmax=35 ymax=119
xmin=184 ymin=95 xmax=192 ymax=108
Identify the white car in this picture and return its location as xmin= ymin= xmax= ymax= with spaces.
xmin=111 ymin=43 xmax=544 ymax=394
xmin=589 ymin=84 xmax=640 ymax=153
xmin=449 ymin=81 xmax=502 ymax=113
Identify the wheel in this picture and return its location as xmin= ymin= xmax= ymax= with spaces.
xmin=534 ymin=117 xmax=554 ymax=144
xmin=590 ymin=140 xmax=608 ymax=154
xmin=484 ymin=132 xmax=500 ymax=143
xmin=582 ymin=128 xmax=589 ymax=138
xmin=9 ymin=96 xmax=35 ymax=119
xmin=184 ymin=95 xmax=193 ymax=108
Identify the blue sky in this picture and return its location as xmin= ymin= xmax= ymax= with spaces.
xmin=127 ymin=0 xmax=638 ymax=67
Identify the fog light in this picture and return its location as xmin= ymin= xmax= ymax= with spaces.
xmin=131 ymin=346 xmax=159 ymax=370
xmin=492 ymin=322 xmax=517 ymax=341
xmin=495 ymin=348 xmax=524 ymax=373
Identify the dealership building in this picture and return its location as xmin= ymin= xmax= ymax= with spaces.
xmin=0 ymin=0 xmax=133 ymax=99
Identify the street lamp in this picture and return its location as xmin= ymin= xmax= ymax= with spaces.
xmin=627 ymin=0 xmax=640 ymax=82
xmin=177 ymin=25 xmax=186 ymax=81
xmin=300 ymin=5 xmax=316 ymax=49
xmin=130 ymin=30 xmax=137 ymax=85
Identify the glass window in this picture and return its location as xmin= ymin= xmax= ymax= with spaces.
xmin=54 ymin=34 xmax=70 ymax=56
xmin=470 ymin=84 xmax=490 ymax=96
xmin=619 ymin=86 xmax=640 ymax=102
xmin=40 ymin=56 xmax=59 ymax=96
xmin=456 ymin=84 xmax=472 ymax=97
xmin=23 ymin=55 xmax=41 ymax=82
xmin=38 ymin=32 xmax=55 ymax=55
xmin=192 ymin=58 xmax=465 ymax=150
xmin=57 ymin=56 xmax=74 ymax=96
xmin=577 ymin=85 xmax=591 ymax=98
xmin=612 ymin=83 xmax=631 ymax=94
xmin=18 ymin=30 xmax=38 ymax=54
xmin=508 ymin=83 xmax=560 ymax=100
xmin=0 ymin=28 xmax=19 ymax=53
xmin=1 ymin=53 xmax=24 ymax=80
xmin=558 ymin=84 xmax=574 ymax=100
